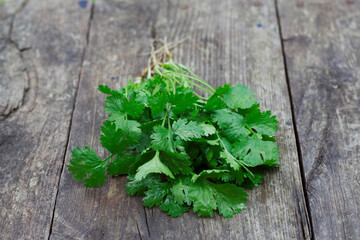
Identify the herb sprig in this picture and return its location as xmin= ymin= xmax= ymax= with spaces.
xmin=68 ymin=61 xmax=279 ymax=218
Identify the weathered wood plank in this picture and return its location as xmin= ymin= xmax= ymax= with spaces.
xmin=0 ymin=0 xmax=91 ymax=238
xmin=50 ymin=1 xmax=154 ymax=239
xmin=277 ymin=0 xmax=360 ymax=239
xmin=51 ymin=0 xmax=310 ymax=239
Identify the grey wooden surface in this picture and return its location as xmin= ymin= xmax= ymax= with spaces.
xmin=0 ymin=0 xmax=91 ymax=239
xmin=278 ymin=0 xmax=360 ymax=239
xmin=0 ymin=0 xmax=358 ymax=239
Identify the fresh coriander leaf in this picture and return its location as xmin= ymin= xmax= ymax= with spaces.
xmin=169 ymin=87 xmax=197 ymax=114
xmin=143 ymin=181 xmax=170 ymax=208
xmin=104 ymin=95 xmax=125 ymax=114
xmin=160 ymin=194 xmax=190 ymax=217
xmin=151 ymin=125 xmax=184 ymax=152
xmin=107 ymin=153 xmax=134 ymax=176
xmin=204 ymin=95 xmax=226 ymax=111
xmin=242 ymin=170 xmax=264 ymax=189
xmin=223 ymin=84 xmax=257 ymax=109
xmin=220 ymin=151 xmax=241 ymax=171
xmin=172 ymin=118 xmax=204 ymax=141
xmin=232 ymin=135 xmax=279 ymax=167
xmin=160 ymin=151 xmax=193 ymax=175
xmin=210 ymin=183 xmax=247 ymax=218
xmin=171 ymin=176 xmax=192 ymax=205
xmin=135 ymin=151 xmax=175 ymax=180
xmin=126 ymin=174 xmax=162 ymax=196
xmin=148 ymin=91 xmax=168 ymax=117
xmin=98 ymin=84 xmax=115 ymax=95
xmin=191 ymin=169 xmax=229 ymax=182
xmin=214 ymin=84 xmax=231 ymax=95
xmin=100 ymin=121 xmax=129 ymax=154
xmin=189 ymin=179 xmax=248 ymax=217
xmin=151 ymin=125 xmax=174 ymax=151
xmin=199 ymin=123 xmax=216 ymax=136
xmin=108 ymin=112 xmax=141 ymax=143
xmin=246 ymin=110 xmax=278 ymax=137
xmin=212 ymin=109 xmax=248 ymax=142
xmin=220 ymin=168 xmax=245 ymax=185
xmin=122 ymin=98 xmax=145 ymax=118
xmin=188 ymin=180 xmax=217 ymax=217
xmin=140 ymin=119 xmax=163 ymax=132
xmin=68 ymin=147 xmax=108 ymax=188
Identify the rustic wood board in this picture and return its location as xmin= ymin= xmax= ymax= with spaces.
xmin=277 ymin=0 xmax=360 ymax=239
xmin=50 ymin=0 xmax=311 ymax=239
xmin=0 ymin=0 xmax=91 ymax=238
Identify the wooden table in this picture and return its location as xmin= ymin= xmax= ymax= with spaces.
xmin=1 ymin=0 xmax=359 ymax=239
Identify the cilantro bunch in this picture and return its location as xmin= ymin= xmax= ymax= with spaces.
xmin=68 ymin=61 xmax=279 ymax=218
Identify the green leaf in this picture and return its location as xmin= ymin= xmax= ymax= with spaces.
xmin=98 ymin=85 xmax=114 ymax=95
xmin=104 ymin=95 xmax=125 ymax=114
xmin=126 ymin=174 xmax=162 ymax=196
xmin=246 ymin=110 xmax=278 ymax=137
xmin=232 ymin=135 xmax=279 ymax=167
xmin=68 ymin=147 xmax=107 ymax=188
xmin=122 ymin=98 xmax=145 ymax=118
xmin=100 ymin=121 xmax=128 ymax=154
xmin=160 ymin=151 xmax=193 ymax=175
xmin=143 ymin=182 xmax=170 ymax=208
xmin=210 ymin=183 xmax=247 ymax=218
xmin=242 ymin=170 xmax=264 ymax=189
xmin=212 ymin=109 xmax=248 ymax=142
xmin=191 ymin=169 xmax=229 ymax=182
xmin=108 ymin=112 xmax=141 ymax=143
xmin=107 ymin=153 xmax=134 ymax=176
xmin=151 ymin=125 xmax=173 ymax=151
xmin=149 ymin=91 xmax=167 ymax=117
xmin=172 ymin=118 xmax=204 ymax=141
xmin=204 ymin=95 xmax=226 ymax=111
xmin=214 ymin=84 xmax=231 ymax=95
xmin=169 ymin=87 xmax=197 ymax=114
xmin=151 ymin=125 xmax=184 ymax=152
xmin=188 ymin=179 xmax=248 ymax=217
xmin=220 ymin=168 xmax=245 ymax=185
xmin=199 ymin=123 xmax=216 ymax=136
xmin=160 ymin=195 xmax=190 ymax=217
xmin=171 ymin=176 xmax=192 ymax=205
xmin=223 ymin=84 xmax=257 ymax=109
xmin=220 ymin=151 xmax=241 ymax=170
xmin=135 ymin=151 xmax=175 ymax=180
xmin=188 ymin=180 xmax=217 ymax=217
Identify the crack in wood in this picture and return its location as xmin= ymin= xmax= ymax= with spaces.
xmin=274 ymin=0 xmax=314 ymax=239
xmin=47 ymin=3 xmax=96 ymax=240
xmin=136 ymin=221 xmax=143 ymax=240
xmin=143 ymin=206 xmax=151 ymax=239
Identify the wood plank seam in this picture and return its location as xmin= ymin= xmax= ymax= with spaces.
xmin=274 ymin=0 xmax=314 ymax=239
xmin=47 ymin=3 xmax=96 ymax=239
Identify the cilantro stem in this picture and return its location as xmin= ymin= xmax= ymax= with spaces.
xmin=164 ymin=72 xmax=215 ymax=93
xmin=245 ymin=124 xmax=259 ymax=139
xmin=103 ymin=153 xmax=114 ymax=163
xmin=162 ymin=108 xmax=168 ymax=127
xmin=215 ymin=132 xmax=254 ymax=178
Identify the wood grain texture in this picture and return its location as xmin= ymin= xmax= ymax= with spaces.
xmin=0 ymin=0 xmax=29 ymax=119
xmin=51 ymin=0 xmax=311 ymax=239
xmin=50 ymin=1 xmax=154 ymax=239
xmin=0 ymin=0 xmax=91 ymax=238
xmin=278 ymin=0 xmax=360 ymax=239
